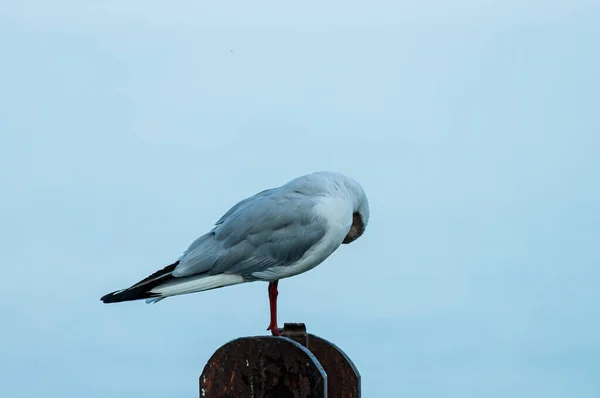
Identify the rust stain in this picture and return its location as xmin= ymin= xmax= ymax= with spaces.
xmin=199 ymin=323 xmax=360 ymax=397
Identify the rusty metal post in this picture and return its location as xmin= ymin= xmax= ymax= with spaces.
xmin=200 ymin=335 xmax=326 ymax=397
xmin=304 ymin=333 xmax=361 ymax=398
xmin=200 ymin=323 xmax=360 ymax=398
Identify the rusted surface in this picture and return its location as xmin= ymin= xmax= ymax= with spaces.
xmin=281 ymin=323 xmax=308 ymax=347
xmin=200 ymin=335 xmax=327 ymax=398
xmin=200 ymin=323 xmax=360 ymax=398
xmin=307 ymin=334 xmax=361 ymax=398
xmin=283 ymin=323 xmax=360 ymax=398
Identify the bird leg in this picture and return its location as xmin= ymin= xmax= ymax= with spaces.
xmin=266 ymin=280 xmax=281 ymax=336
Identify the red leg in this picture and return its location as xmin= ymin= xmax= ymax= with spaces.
xmin=266 ymin=280 xmax=281 ymax=336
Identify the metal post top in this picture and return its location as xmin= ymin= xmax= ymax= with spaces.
xmin=199 ymin=323 xmax=361 ymax=398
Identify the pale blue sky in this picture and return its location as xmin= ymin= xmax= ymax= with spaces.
xmin=1 ymin=1 xmax=599 ymax=397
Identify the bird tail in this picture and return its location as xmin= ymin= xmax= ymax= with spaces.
xmin=145 ymin=273 xmax=246 ymax=298
xmin=100 ymin=261 xmax=179 ymax=303
xmin=100 ymin=261 xmax=247 ymax=304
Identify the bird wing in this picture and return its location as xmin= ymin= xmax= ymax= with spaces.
xmin=172 ymin=190 xmax=327 ymax=278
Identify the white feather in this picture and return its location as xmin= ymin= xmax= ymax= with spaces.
xmin=149 ymin=274 xmax=246 ymax=297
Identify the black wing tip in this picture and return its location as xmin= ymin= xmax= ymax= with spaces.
xmin=100 ymin=261 xmax=179 ymax=304
xmin=100 ymin=291 xmax=120 ymax=303
xmin=100 ymin=289 xmax=159 ymax=303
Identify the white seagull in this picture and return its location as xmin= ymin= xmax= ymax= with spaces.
xmin=101 ymin=171 xmax=370 ymax=335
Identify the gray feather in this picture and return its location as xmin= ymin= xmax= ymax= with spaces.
xmin=172 ymin=191 xmax=327 ymax=278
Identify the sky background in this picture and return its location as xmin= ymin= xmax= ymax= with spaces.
xmin=1 ymin=1 xmax=599 ymax=397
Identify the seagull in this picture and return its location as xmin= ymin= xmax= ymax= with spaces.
xmin=101 ymin=171 xmax=370 ymax=335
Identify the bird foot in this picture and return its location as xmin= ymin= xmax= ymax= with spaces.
xmin=267 ymin=325 xmax=282 ymax=336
